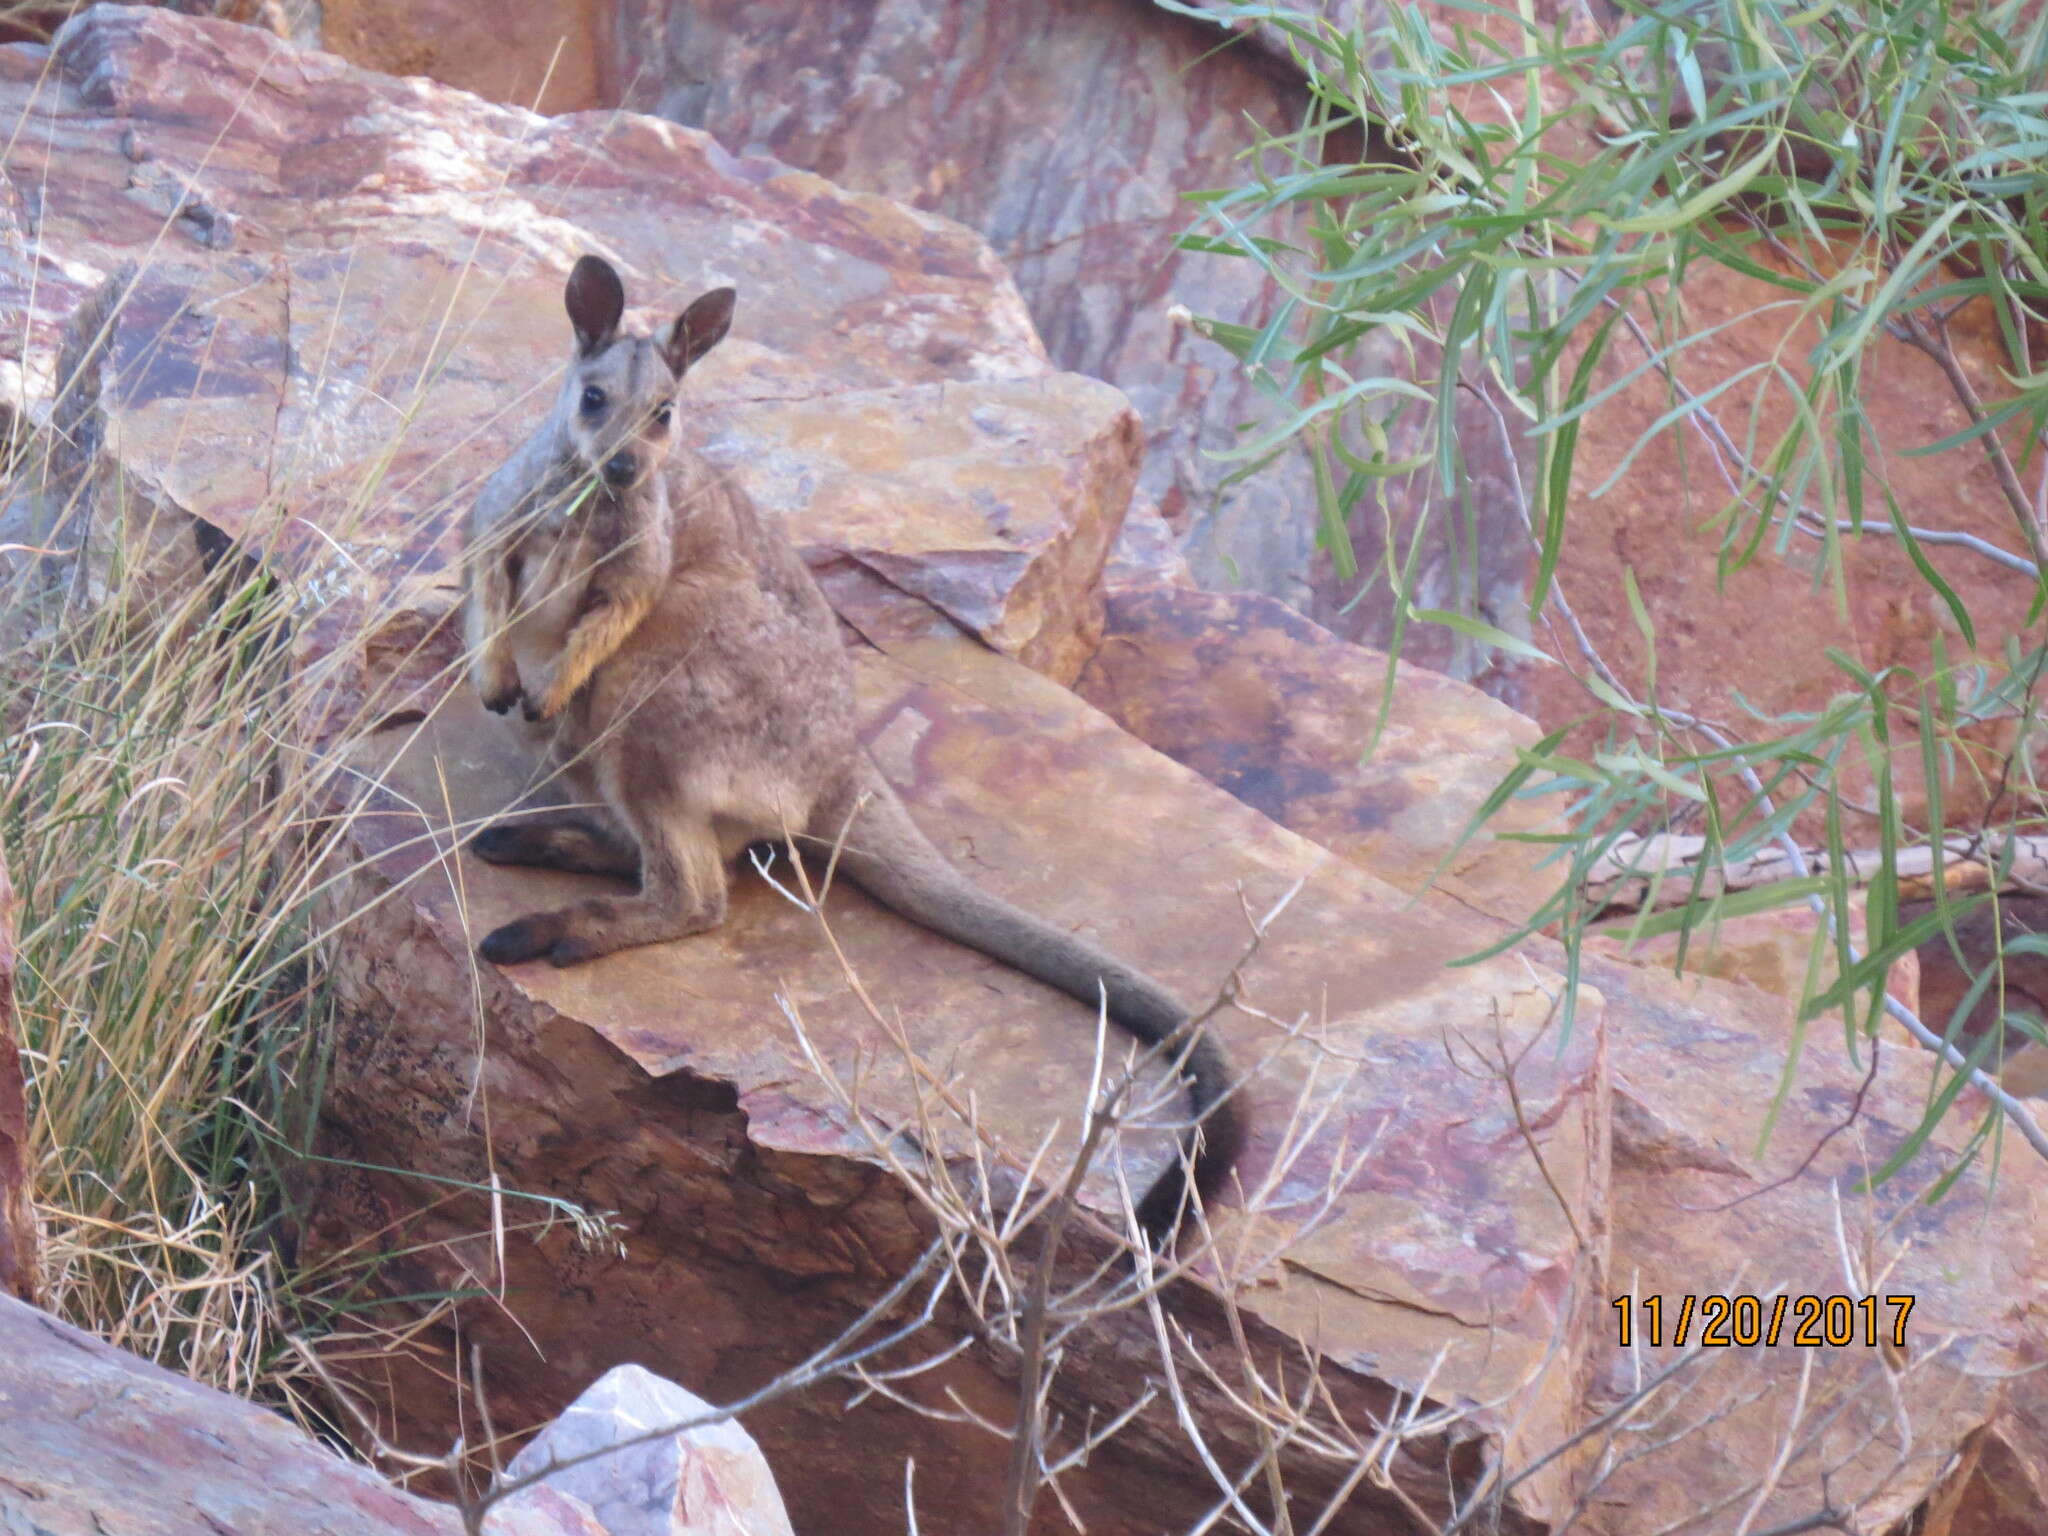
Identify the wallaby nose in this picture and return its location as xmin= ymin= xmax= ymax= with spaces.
xmin=602 ymin=450 xmax=637 ymax=488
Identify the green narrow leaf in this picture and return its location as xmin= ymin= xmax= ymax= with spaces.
xmin=1410 ymin=607 xmax=1555 ymax=664
xmin=1625 ymin=875 xmax=1833 ymax=941
xmin=1536 ymin=306 xmax=1626 ymax=613
xmin=1863 ymin=1023 xmax=2004 ymax=1189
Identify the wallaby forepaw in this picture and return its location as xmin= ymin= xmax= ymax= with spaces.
xmin=482 ymin=688 xmax=521 ymax=716
xmin=523 ymin=685 xmax=571 ymax=723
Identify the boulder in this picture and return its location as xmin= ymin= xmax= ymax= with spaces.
xmin=0 ymin=1291 xmax=609 ymax=1535
xmin=1076 ymin=576 xmax=2048 ymax=1533
xmin=0 ymin=847 xmax=32 ymax=1305
xmin=505 ymin=1363 xmax=796 ymax=1536
xmin=10 ymin=2 xmax=1121 ymax=687
xmin=9 ymin=9 xmax=1604 ymax=1535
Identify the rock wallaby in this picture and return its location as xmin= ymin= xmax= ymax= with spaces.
xmin=461 ymin=255 xmax=1243 ymax=1244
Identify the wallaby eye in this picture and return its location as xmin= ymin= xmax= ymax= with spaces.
xmin=653 ymin=403 xmax=674 ymax=428
xmin=580 ymin=384 xmax=607 ymax=414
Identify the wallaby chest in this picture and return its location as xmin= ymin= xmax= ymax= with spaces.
xmin=503 ymin=489 xmax=649 ymax=684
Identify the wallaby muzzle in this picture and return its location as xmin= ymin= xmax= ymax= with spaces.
xmin=602 ymin=450 xmax=638 ymax=488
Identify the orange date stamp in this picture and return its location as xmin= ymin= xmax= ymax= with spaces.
xmin=1612 ymin=1294 xmax=1915 ymax=1349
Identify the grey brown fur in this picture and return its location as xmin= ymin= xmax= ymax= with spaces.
xmin=461 ymin=255 xmax=1243 ymax=1244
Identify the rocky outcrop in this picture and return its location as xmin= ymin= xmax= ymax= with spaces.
xmin=0 ymin=847 xmax=32 ymax=1305
xmin=315 ymin=633 xmax=1599 ymax=1535
xmin=7 ymin=1 xmax=1122 ymax=685
xmin=230 ymin=0 xmax=2048 ymax=797
xmin=1073 ymin=577 xmax=2048 ymax=1533
xmin=0 ymin=1291 xmax=606 ymax=1535
xmin=14 ymin=8 xmax=2047 ymax=1536
xmin=8 ymin=9 xmax=1596 ymax=1535
xmin=299 ymin=0 xmax=1535 ymax=675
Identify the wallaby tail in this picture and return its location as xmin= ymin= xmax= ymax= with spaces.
xmin=811 ymin=760 xmax=1244 ymax=1246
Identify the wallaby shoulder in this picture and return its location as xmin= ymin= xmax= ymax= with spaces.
xmin=468 ymin=418 xmax=572 ymax=547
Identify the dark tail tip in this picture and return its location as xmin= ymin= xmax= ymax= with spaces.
xmin=1133 ymin=1042 xmax=1246 ymax=1250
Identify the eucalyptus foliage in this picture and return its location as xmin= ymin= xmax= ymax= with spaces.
xmin=1163 ymin=0 xmax=2048 ymax=1178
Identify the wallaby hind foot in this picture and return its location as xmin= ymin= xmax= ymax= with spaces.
xmin=472 ymin=812 xmax=639 ymax=878
xmin=480 ymin=811 xmax=727 ymax=968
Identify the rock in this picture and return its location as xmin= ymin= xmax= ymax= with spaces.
xmin=313 ymin=633 xmax=1600 ymax=1536
xmin=0 ymin=1291 xmax=613 ymax=1536
xmin=1916 ymin=1391 xmax=2048 ymax=1536
xmin=1077 ymin=573 xmax=2048 ymax=1531
xmin=504 ymin=1364 xmax=795 ymax=1536
xmin=696 ymin=376 xmax=1139 ymax=683
xmin=1587 ymin=952 xmax=2048 ymax=1534
xmin=1075 ymin=584 xmax=1565 ymax=923
xmin=0 ymin=847 xmax=32 ymax=1306
xmin=1902 ymin=894 xmax=2048 ymax=1095
xmin=322 ymin=0 xmax=609 ymax=115
xmin=1102 ymin=492 xmax=1195 ymax=591
xmin=1589 ymin=891 xmax=1923 ymax=1044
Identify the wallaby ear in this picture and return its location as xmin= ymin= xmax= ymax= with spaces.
xmin=661 ymin=287 xmax=736 ymax=376
xmin=564 ymin=256 xmax=626 ymax=357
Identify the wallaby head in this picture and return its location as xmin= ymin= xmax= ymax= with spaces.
xmin=555 ymin=254 xmax=735 ymax=496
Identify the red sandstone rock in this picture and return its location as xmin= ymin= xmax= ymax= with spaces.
xmin=322 ymin=0 xmax=609 ymax=115
xmin=1076 ymin=578 xmax=2048 ymax=1533
xmin=32 ymin=7 xmax=2035 ymax=1532
xmin=1076 ymin=584 xmax=1566 ymax=923
xmin=305 ymin=0 xmax=1535 ymax=676
xmin=9 ymin=3 xmax=1113 ymax=687
xmin=0 ymin=1292 xmax=611 ymax=1535
xmin=314 ymin=633 xmax=1599 ymax=1535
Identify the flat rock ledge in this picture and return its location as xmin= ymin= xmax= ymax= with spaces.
xmin=1077 ymin=582 xmax=2048 ymax=1535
